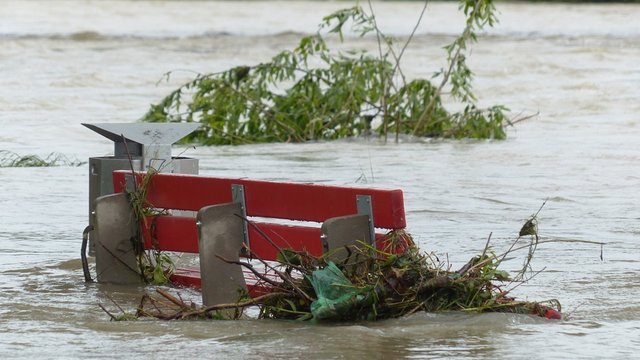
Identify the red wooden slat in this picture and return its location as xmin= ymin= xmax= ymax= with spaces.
xmin=171 ymin=267 xmax=201 ymax=288
xmin=247 ymin=223 xmax=323 ymax=258
xmin=113 ymin=171 xmax=406 ymax=229
xmin=170 ymin=267 xmax=278 ymax=297
xmin=141 ymin=216 xmax=199 ymax=253
xmin=140 ymin=216 xmax=403 ymax=258
xmin=140 ymin=216 xmax=324 ymax=259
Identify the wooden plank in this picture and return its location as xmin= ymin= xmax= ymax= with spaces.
xmin=171 ymin=267 xmax=278 ymax=297
xmin=113 ymin=171 xmax=406 ymax=229
xmin=246 ymin=223 xmax=324 ymax=258
xmin=141 ymin=216 xmax=199 ymax=253
xmin=139 ymin=215 xmax=402 ymax=259
xmin=171 ymin=267 xmax=201 ymax=288
xmin=139 ymin=216 xmax=324 ymax=258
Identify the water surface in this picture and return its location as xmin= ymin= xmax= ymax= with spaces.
xmin=1 ymin=1 xmax=639 ymax=358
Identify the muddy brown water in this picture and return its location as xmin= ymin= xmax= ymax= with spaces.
xmin=1 ymin=1 xmax=639 ymax=358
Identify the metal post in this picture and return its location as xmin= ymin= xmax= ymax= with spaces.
xmin=231 ymin=184 xmax=250 ymax=248
xmin=356 ymin=195 xmax=376 ymax=248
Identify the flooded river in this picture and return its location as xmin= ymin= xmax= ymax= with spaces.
xmin=1 ymin=1 xmax=639 ymax=358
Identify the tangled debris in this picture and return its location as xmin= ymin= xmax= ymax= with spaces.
xmin=132 ymin=241 xmax=562 ymax=322
xmin=100 ymin=204 xmax=590 ymax=322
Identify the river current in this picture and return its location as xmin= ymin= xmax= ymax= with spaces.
xmin=1 ymin=1 xmax=639 ymax=358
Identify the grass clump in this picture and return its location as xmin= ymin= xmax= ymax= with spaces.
xmin=0 ymin=150 xmax=84 ymax=167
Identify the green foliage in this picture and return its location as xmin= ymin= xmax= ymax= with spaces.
xmin=125 ymin=170 xmax=176 ymax=285
xmin=143 ymin=0 xmax=510 ymax=144
xmin=144 ymin=251 xmax=175 ymax=285
xmin=0 ymin=150 xmax=85 ymax=167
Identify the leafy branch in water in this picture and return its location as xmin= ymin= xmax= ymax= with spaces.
xmin=143 ymin=0 xmax=516 ymax=145
xmin=415 ymin=0 xmax=499 ymax=126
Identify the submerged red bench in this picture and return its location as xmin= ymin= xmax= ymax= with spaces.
xmin=93 ymin=170 xmax=408 ymax=306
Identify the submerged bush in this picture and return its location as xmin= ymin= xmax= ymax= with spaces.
xmin=143 ymin=0 xmax=512 ymax=144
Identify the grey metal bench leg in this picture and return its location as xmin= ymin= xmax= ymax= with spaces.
xmin=321 ymin=214 xmax=372 ymax=264
xmin=197 ymin=203 xmax=247 ymax=307
xmin=94 ymin=193 xmax=141 ymax=284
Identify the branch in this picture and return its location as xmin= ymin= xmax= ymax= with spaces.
xmin=175 ymin=292 xmax=288 ymax=320
xmin=412 ymin=0 xmax=484 ymax=135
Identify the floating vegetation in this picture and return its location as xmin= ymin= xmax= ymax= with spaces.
xmin=95 ymin=203 xmax=610 ymax=323
xmin=143 ymin=0 xmax=530 ymax=145
xmin=0 ymin=150 xmax=85 ymax=168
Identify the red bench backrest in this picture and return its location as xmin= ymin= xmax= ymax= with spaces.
xmin=112 ymin=170 xmax=406 ymax=259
